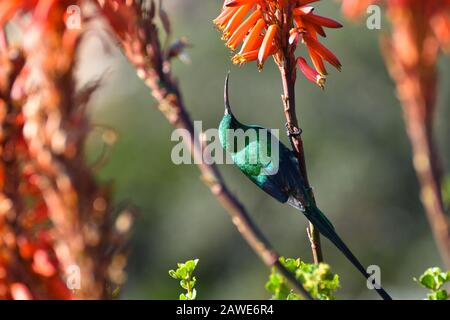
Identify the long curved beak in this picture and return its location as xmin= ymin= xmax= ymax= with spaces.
xmin=224 ymin=72 xmax=232 ymax=115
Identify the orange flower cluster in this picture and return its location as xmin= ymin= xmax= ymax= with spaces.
xmin=214 ymin=0 xmax=342 ymax=88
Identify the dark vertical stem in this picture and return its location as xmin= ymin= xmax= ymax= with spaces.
xmin=279 ymin=54 xmax=324 ymax=264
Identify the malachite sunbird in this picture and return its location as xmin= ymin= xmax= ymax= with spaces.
xmin=219 ymin=74 xmax=392 ymax=300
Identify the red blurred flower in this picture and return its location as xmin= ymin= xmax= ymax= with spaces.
xmin=0 ymin=0 xmax=56 ymax=28
xmin=1 ymin=0 xmax=132 ymax=300
xmin=32 ymin=250 xmax=56 ymax=277
xmin=10 ymin=283 xmax=32 ymax=300
xmin=340 ymin=0 xmax=450 ymax=53
xmin=214 ymin=0 xmax=342 ymax=88
xmin=340 ymin=0 xmax=378 ymax=19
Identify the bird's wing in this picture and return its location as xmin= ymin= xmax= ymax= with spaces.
xmin=256 ymin=163 xmax=290 ymax=203
xmin=232 ymin=140 xmax=264 ymax=177
xmin=231 ymin=139 xmax=288 ymax=203
xmin=262 ymin=145 xmax=306 ymax=199
xmin=231 ymin=132 xmax=306 ymax=204
xmin=257 ymin=144 xmax=306 ymax=204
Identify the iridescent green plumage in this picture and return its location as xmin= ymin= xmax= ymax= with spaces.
xmin=219 ymin=74 xmax=392 ymax=300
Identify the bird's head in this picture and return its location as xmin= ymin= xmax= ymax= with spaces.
xmin=223 ymin=72 xmax=233 ymax=117
xmin=219 ymin=72 xmax=240 ymax=150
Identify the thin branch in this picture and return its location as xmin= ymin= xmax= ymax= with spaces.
xmin=280 ymin=61 xmax=323 ymax=265
xmin=278 ymin=8 xmax=323 ymax=264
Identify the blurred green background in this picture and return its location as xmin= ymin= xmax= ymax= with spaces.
xmin=80 ymin=0 xmax=450 ymax=299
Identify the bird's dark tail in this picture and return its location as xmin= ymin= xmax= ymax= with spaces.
xmin=304 ymin=206 xmax=393 ymax=300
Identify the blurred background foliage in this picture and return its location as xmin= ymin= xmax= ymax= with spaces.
xmin=79 ymin=0 xmax=450 ymax=299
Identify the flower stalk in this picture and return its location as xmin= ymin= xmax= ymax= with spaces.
xmin=278 ymin=8 xmax=324 ymax=263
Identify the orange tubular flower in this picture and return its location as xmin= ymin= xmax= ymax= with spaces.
xmin=258 ymin=24 xmax=278 ymax=68
xmin=214 ymin=0 xmax=343 ymax=88
xmin=297 ymin=56 xmax=325 ymax=89
xmin=226 ymin=9 xmax=262 ymax=49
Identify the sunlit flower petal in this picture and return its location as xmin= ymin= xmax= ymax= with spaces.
xmin=289 ymin=28 xmax=299 ymax=45
xmin=214 ymin=6 xmax=239 ymax=30
xmin=308 ymin=46 xmax=327 ymax=75
xmin=240 ymin=18 xmax=266 ymax=53
xmin=258 ymin=24 xmax=278 ymax=69
xmin=227 ymin=9 xmax=262 ymax=49
xmin=232 ymin=49 xmax=258 ymax=64
xmin=223 ymin=4 xmax=253 ymax=40
xmin=226 ymin=0 xmax=260 ymax=7
xmin=10 ymin=283 xmax=33 ymax=300
xmin=214 ymin=0 xmax=342 ymax=86
xmin=301 ymin=13 xmax=343 ymax=29
xmin=295 ymin=6 xmax=315 ymax=15
xmin=233 ymin=45 xmax=276 ymax=65
xmin=303 ymin=32 xmax=342 ymax=70
xmin=297 ymin=56 xmax=326 ymax=89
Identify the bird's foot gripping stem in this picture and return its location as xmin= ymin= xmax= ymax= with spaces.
xmin=285 ymin=122 xmax=302 ymax=138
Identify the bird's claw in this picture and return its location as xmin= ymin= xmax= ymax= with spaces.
xmin=285 ymin=122 xmax=302 ymax=138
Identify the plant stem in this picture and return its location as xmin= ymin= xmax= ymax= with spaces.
xmin=279 ymin=53 xmax=324 ymax=264
xmin=186 ymin=275 xmax=192 ymax=299
xmin=403 ymin=103 xmax=450 ymax=269
xmin=382 ymin=36 xmax=450 ymax=269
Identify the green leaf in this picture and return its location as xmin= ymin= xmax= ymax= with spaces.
xmin=177 ymin=267 xmax=188 ymax=280
xmin=185 ymin=259 xmax=199 ymax=273
xmin=435 ymin=290 xmax=448 ymax=300
xmin=169 ymin=259 xmax=200 ymax=300
xmin=266 ymin=257 xmax=340 ymax=300
xmin=190 ymin=288 xmax=197 ymax=300
xmin=280 ymin=258 xmax=300 ymax=273
xmin=419 ymin=274 xmax=436 ymax=290
xmin=417 ymin=267 xmax=448 ymax=290
xmin=415 ymin=267 xmax=450 ymax=300
xmin=180 ymin=279 xmax=188 ymax=290
xmin=427 ymin=290 xmax=448 ymax=300
xmin=265 ymin=270 xmax=292 ymax=300
xmin=110 ymin=287 xmax=121 ymax=299
xmin=286 ymin=292 xmax=301 ymax=300
xmin=168 ymin=270 xmax=178 ymax=279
